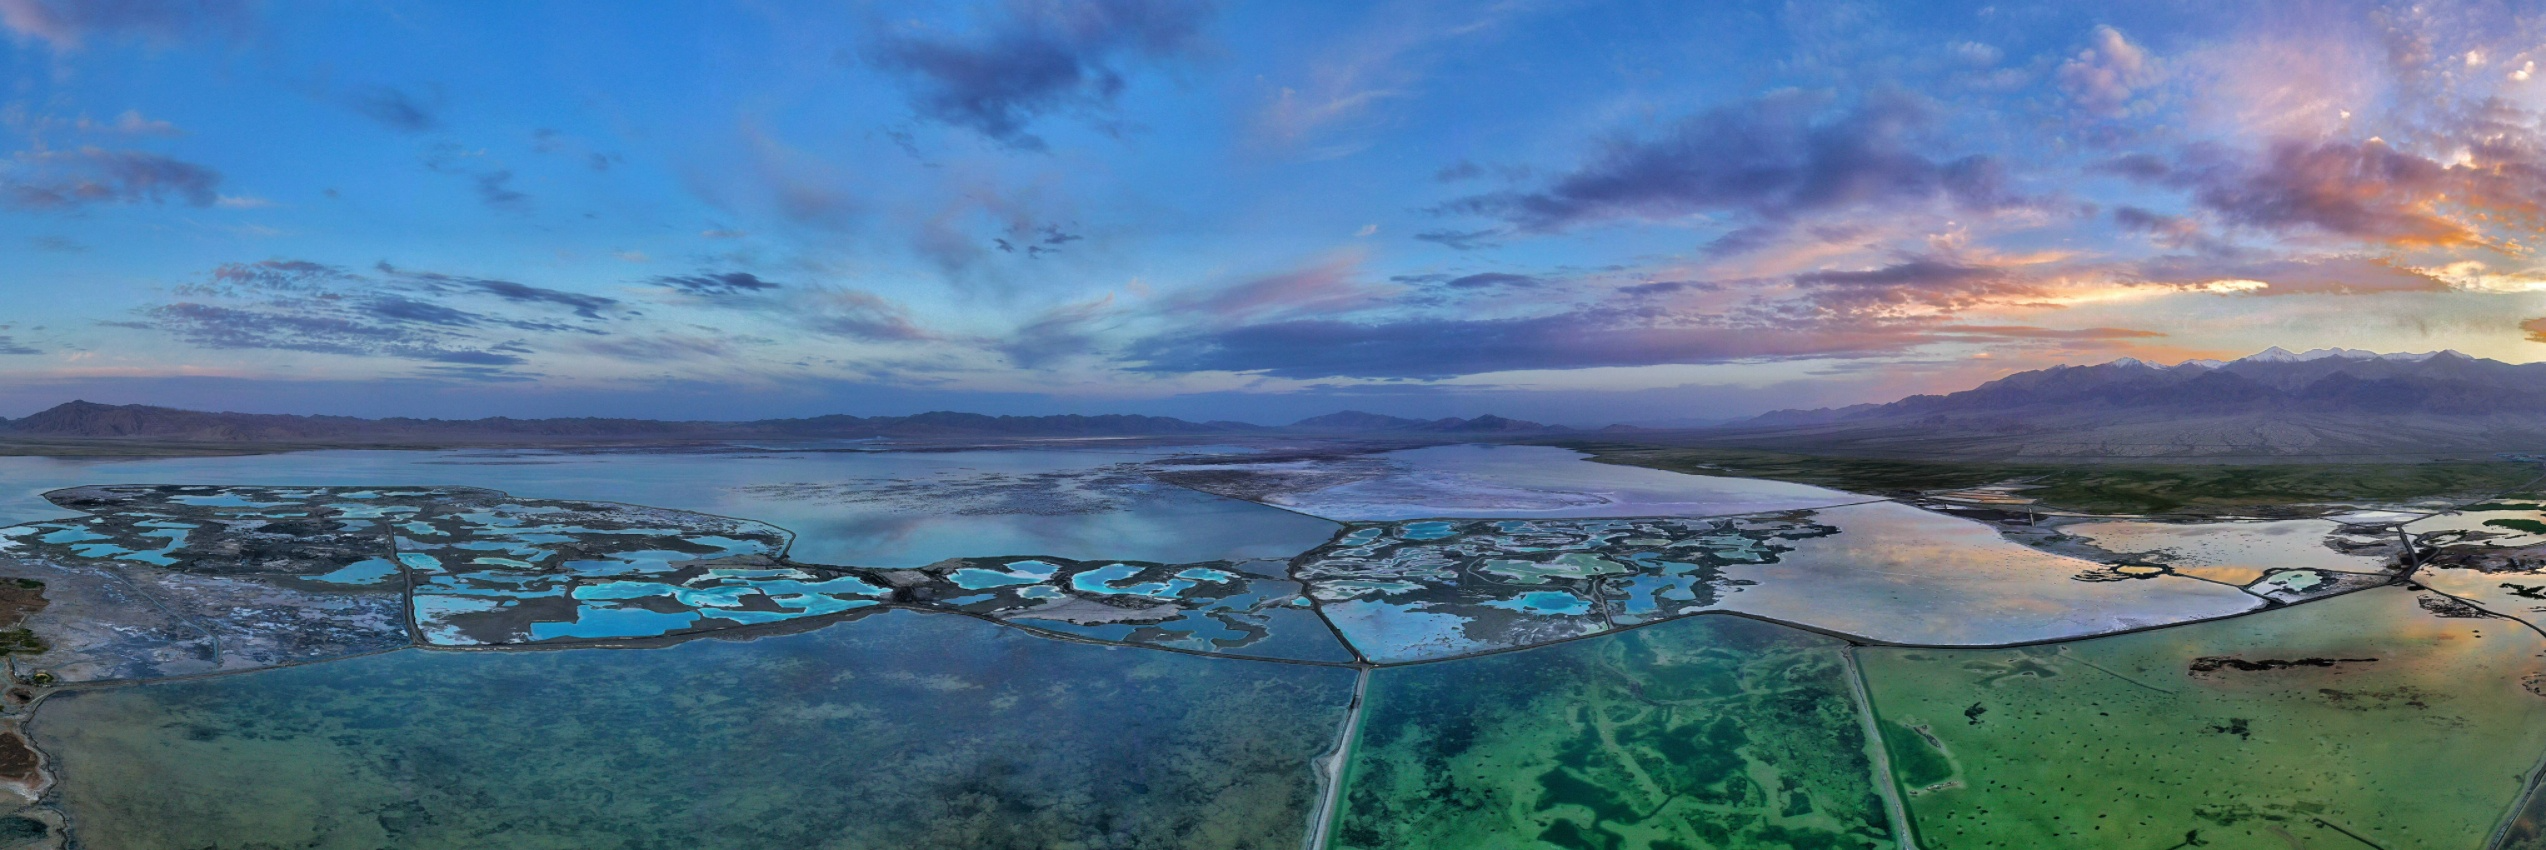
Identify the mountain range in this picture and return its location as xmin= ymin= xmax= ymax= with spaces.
xmin=12 ymin=346 xmax=2544 ymax=459
xmin=0 ymin=401 xmax=1572 ymax=444
xmin=1710 ymin=347 xmax=2546 ymax=459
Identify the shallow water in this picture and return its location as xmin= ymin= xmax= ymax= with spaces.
xmin=1715 ymin=501 xmax=2266 ymax=645
xmin=0 ymin=447 xmax=1337 ymax=568
xmin=2059 ymin=518 xmax=2394 ymax=584
xmin=1270 ymin=444 xmax=1868 ymax=520
xmin=33 ymin=609 xmax=1358 ymax=850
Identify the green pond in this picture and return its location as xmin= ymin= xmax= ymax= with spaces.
xmin=1331 ymin=614 xmax=1897 ymax=849
xmin=1859 ymin=587 xmax=2546 ymax=849
xmin=32 ymin=609 xmax=1357 ymax=849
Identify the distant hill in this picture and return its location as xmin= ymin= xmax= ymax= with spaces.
xmin=1709 ymin=348 xmax=2546 ymax=459
xmin=1284 ymin=410 xmax=1568 ymax=434
xmin=0 ymin=401 xmax=1570 ymax=445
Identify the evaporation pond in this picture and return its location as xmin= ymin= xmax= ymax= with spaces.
xmin=0 ymin=447 xmax=1338 ymax=568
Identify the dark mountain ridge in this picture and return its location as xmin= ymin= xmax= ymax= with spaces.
xmin=0 ymin=401 xmax=1566 ymax=443
xmin=1716 ymin=348 xmax=2546 ymax=459
xmin=1758 ymin=349 xmax=2546 ymax=423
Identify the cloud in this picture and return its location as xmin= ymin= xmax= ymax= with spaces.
xmin=127 ymin=301 xmax=528 ymax=365
xmin=349 ymin=87 xmax=441 ymax=133
xmin=1789 ymin=258 xmax=2054 ymax=316
xmin=654 ymin=272 xmax=783 ymax=295
xmin=581 ymin=334 xmax=734 ymax=362
xmin=2525 ymin=316 xmax=2546 ymax=344
xmin=3 ymin=147 xmax=221 ymax=210
xmin=115 ymin=259 xmax=631 ymax=374
xmin=2111 ymin=205 xmax=2215 ymax=252
xmin=0 ymin=335 xmax=37 ymax=355
xmin=2116 ymin=136 xmax=2546 ymax=248
xmin=0 ymin=0 xmax=249 ymax=48
xmin=998 ymin=294 xmax=1114 ymax=367
xmin=2057 ymin=25 xmax=2159 ymax=119
xmin=388 ymin=269 xmax=618 ymax=319
xmin=1155 ymin=258 xmax=1386 ymax=322
xmin=868 ymin=0 xmax=1211 ymax=150
xmin=803 ymin=289 xmax=932 ymax=341
xmin=1437 ymin=272 xmax=1542 ymax=290
xmin=1412 ymin=227 xmax=1505 ymax=250
xmin=1128 ymin=308 xmax=2146 ymax=380
xmin=1444 ymin=90 xmax=2021 ymax=243
xmin=420 ymin=142 xmax=530 ymax=212
xmin=2127 ymin=254 xmax=2452 ymax=296
xmin=76 ymin=110 xmax=181 ymax=136
xmin=472 ymin=170 xmax=527 ymax=210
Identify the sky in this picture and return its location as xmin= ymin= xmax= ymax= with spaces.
xmin=4 ymin=0 xmax=2546 ymax=425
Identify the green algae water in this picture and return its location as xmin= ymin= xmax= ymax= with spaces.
xmin=1859 ymin=586 xmax=2546 ymax=849
xmin=31 ymin=609 xmax=1357 ymax=849
xmin=1329 ymin=614 xmax=1895 ymax=849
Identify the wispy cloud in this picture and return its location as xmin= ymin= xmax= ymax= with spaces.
xmin=349 ymin=86 xmax=441 ymax=133
xmin=0 ymin=0 xmax=250 ymax=48
xmin=654 ymin=272 xmax=784 ymax=296
xmin=113 ymin=260 xmax=629 ymax=375
xmin=3 ymin=147 xmax=221 ymax=210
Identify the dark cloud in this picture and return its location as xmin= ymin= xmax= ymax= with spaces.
xmin=366 ymin=295 xmax=480 ymax=326
xmin=29 ymin=236 xmax=84 ymax=253
xmin=0 ymin=0 xmax=250 ymax=47
xmin=1619 ymin=280 xmax=1717 ymax=297
xmin=868 ymin=0 xmax=1211 ymax=150
xmin=1434 ymin=160 xmax=1485 ymax=182
xmin=474 ymin=170 xmax=527 ymax=210
xmin=420 ymin=142 xmax=529 ymax=211
xmin=1439 ymin=272 xmax=1542 ymax=290
xmin=582 ymin=335 xmax=734 ymax=362
xmin=1412 ymin=228 xmax=1505 ymax=250
xmin=3 ymin=147 xmax=221 ymax=210
xmin=452 ymin=278 xmax=613 ymax=318
xmin=2111 ymin=205 xmax=2227 ymax=253
xmin=2092 ymin=152 xmax=2172 ymax=181
xmin=0 ymin=335 xmax=38 ymax=355
xmin=654 ymin=272 xmax=783 ymax=295
xmin=349 ymin=86 xmax=440 ymax=133
xmin=997 ymin=297 xmax=1110 ymax=367
xmin=1789 ymin=259 xmax=2051 ymax=315
xmin=197 ymin=259 xmax=348 ymax=293
xmin=2190 ymin=140 xmax=2472 ymax=245
xmin=414 ymin=364 xmax=539 ymax=383
xmin=1444 ymin=90 xmax=2023 ymax=242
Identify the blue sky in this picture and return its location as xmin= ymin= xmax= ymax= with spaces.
xmin=4 ymin=0 xmax=2546 ymax=424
